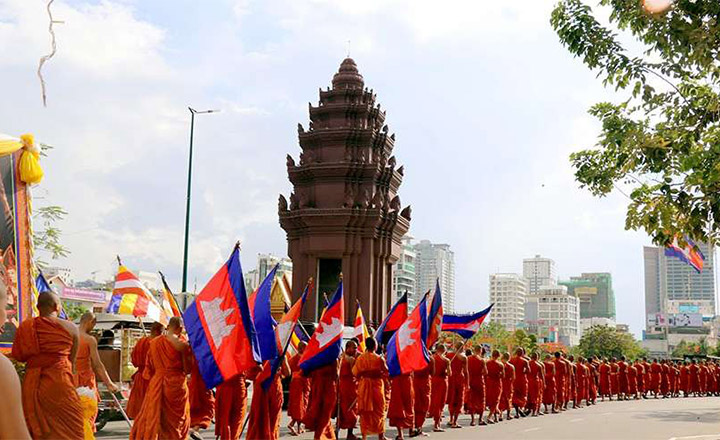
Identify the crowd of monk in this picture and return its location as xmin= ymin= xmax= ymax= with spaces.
xmin=2 ymin=290 xmax=720 ymax=440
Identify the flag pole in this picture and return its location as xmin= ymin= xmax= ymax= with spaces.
xmin=334 ymin=274 xmax=344 ymax=439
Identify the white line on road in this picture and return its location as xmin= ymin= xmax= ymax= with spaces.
xmin=668 ymin=435 xmax=720 ymax=440
xmin=523 ymin=428 xmax=541 ymax=433
xmin=601 ymin=412 xmax=613 ymax=415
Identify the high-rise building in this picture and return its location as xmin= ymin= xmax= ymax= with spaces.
xmin=244 ymin=254 xmax=293 ymax=292
xmin=644 ymin=243 xmax=716 ymax=327
xmin=531 ymin=285 xmax=580 ymax=346
xmin=523 ymin=255 xmax=557 ymax=294
xmin=489 ymin=273 xmax=527 ymax=330
xmin=414 ymin=240 xmax=455 ymax=313
xmin=393 ymin=235 xmax=417 ymax=307
xmin=560 ymin=272 xmax=615 ymax=319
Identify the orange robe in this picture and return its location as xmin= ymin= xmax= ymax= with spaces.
xmin=446 ymin=355 xmax=466 ymax=416
xmin=627 ymin=365 xmax=637 ymax=395
xmin=388 ymin=373 xmax=414 ymax=429
xmin=610 ymin=362 xmax=619 ymax=396
xmin=247 ymin=369 xmax=283 ymax=440
xmin=11 ymin=317 xmax=84 ymax=440
xmin=353 ymin=351 xmax=387 ymax=436
xmin=527 ymin=360 xmax=542 ymax=410
xmin=412 ymin=362 xmax=431 ymax=428
xmin=688 ymin=364 xmax=699 ymax=393
xmin=486 ymin=359 xmax=503 ymax=412
xmin=304 ymin=362 xmax=338 ymax=440
xmin=553 ymin=358 xmax=566 ymax=404
xmin=509 ymin=356 xmax=529 ymax=407
xmin=599 ymin=363 xmax=610 ymax=396
xmin=575 ymin=364 xmax=587 ymax=403
xmin=661 ymin=364 xmax=671 ymax=395
xmin=500 ymin=362 xmax=515 ymax=412
xmin=189 ymin=356 xmax=215 ymax=429
xmin=428 ymin=354 xmax=449 ymax=421
xmin=129 ymin=336 xmax=190 ymax=440
xmin=650 ymin=363 xmax=662 ymax=393
xmin=466 ymin=355 xmax=486 ymax=414
xmin=75 ymin=336 xmax=99 ymax=429
xmin=127 ymin=336 xmax=152 ymax=419
xmin=214 ymin=374 xmax=247 ymax=440
xmin=542 ymin=361 xmax=555 ymax=406
xmin=338 ymin=355 xmax=358 ymax=430
xmin=288 ymin=354 xmax=310 ymax=423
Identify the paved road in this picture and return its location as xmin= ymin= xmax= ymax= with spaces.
xmin=98 ymin=396 xmax=720 ymax=440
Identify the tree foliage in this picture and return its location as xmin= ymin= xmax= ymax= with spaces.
xmin=62 ymin=302 xmax=88 ymax=321
xmin=551 ymin=0 xmax=720 ymax=244
xmin=33 ymin=205 xmax=69 ymax=268
xmin=672 ymin=338 xmax=710 ymax=357
xmin=578 ymin=325 xmax=647 ymax=359
xmin=471 ymin=324 xmax=542 ymax=354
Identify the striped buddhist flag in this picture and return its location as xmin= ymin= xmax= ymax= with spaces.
xmin=353 ymin=300 xmax=369 ymax=351
xmin=159 ymin=271 xmax=182 ymax=318
xmin=106 ymin=264 xmax=166 ymax=324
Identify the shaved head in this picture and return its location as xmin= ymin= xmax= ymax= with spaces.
xmin=37 ymin=292 xmax=61 ymax=316
xmin=168 ymin=317 xmax=183 ymax=334
xmin=80 ymin=312 xmax=95 ymax=324
xmin=150 ymin=322 xmax=165 ymax=337
xmin=79 ymin=312 xmax=97 ymax=332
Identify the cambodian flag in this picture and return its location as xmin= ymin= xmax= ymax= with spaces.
xmin=387 ymin=293 xmax=430 ymax=377
xmin=251 ymin=264 xmax=279 ymax=362
xmin=442 ymin=304 xmax=494 ymax=339
xmin=426 ymin=280 xmax=443 ymax=348
xmin=299 ymin=281 xmax=344 ymax=374
xmin=665 ymin=236 xmax=705 ymax=273
xmin=375 ymin=291 xmax=408 ymax=346
xmin=183 ymin=244 xmax=260 ymax=389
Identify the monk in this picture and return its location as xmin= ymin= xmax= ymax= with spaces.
xmin=609 ymin=358 xmax=619 ymax=399
xmin=214 ymin=373 xmax=247 ymax=440
xmin=287 ymin=341 xmax=310 ymax=436
xmin=660 ymin=360 xmax=671 ymax=397
xmin=466 ymin=345 xmax=487 ymax=426
xmin=130 ymin=317 xmax=190 ymax=440
xmin=587 ymin=358 xmax=598 ymax=405
xmin=679 ymin=361 xmax=689 ymax=397
xmin=650 ymin=359 xmax=662 ymax=398
xmin=428 ymin=344 xmax=450 ymax=432
xmin=247 ymin=359 xmax=289 ymax=440
xmin=574 ymin=357 xmax=586 ymax=408
xmin=485 ymin=349 xmax=504 ymax=424
xmin=542 ymin=354 xmax=556 ymax=413
xmin=188 ymin=352 xmax=215 ymax=435
xmin=500 ymin=352 xmax=515 ymax=421
xmin=642 ymin=358 xmax=652 ymax=398
xmin=526 ymin=352 xmax=543 ymax=415
xmin=11 ymin=291 xmax=84 ymax=439
xmin=127 ymin=322 xmax=164 ymax=419
xmin=627 ymin=361 xmax=638 ymax=399
xmin=339 ymin=341 xmax=359 ymax=440
xmin=598 ymin=359 xmax=610 ymax=401
xmin=553 ymin=352 xmax=567 ymax=411
xmin=563 ymin=354 xmax=573 ymax=409
xmin=304 ymin=360 xmax=339 ymax=440
xmin=412 ymin=350 xmax=433 ymax=436
xmin=0 ymin=271 xmax=31 ymax=439
xmin=353 ymin=337 xmax=388 ymax=440
xmin=446 ymin=342 xmax=467 ymax=428
xmin=509 ymin=348 xmax=530 ymax=418
xmin=617 ymin=356 xmax=628 ymax=400
xmin=699 ymin=361 xmax=709 ymax=396
xmin=388 ymin=370 xmax=414 ymax=440
xmin=76 ymin=312 xmax=119 ymax=431
xmin=634 ymin=360 xmax=645 ymax=398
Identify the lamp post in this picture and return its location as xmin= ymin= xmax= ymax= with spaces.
xmin=182 ymin=107 xmax=219 ymax=309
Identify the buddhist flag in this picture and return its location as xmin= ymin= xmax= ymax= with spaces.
xmin=106 ymin=263 xmax=165 ymax=324
xmin=159 ymin=272 xmax=182 ymax=318
xmin=353 ymin=300 xmax=369 ymax=352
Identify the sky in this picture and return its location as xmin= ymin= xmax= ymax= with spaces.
xmin=0 ymin=0 xmax=663 ymax=337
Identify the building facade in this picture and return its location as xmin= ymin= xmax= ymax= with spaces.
xmin=414 ymin=240 xmax=455 ymax=313
xmin=393 ymin=235 xmax=417 ymax=307
xmin=560 ymin=272 xmax=615 ymax=319
xmin=534 ymin=285 xmax=580 ymax=346
xmin=488 ymin=273 xmax=527 ymax=330
xmin=523 ymin=255 xmax=557 ymax=294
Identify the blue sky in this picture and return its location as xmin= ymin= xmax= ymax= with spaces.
xmin=0 ymin=0 xmax=658 ymax=336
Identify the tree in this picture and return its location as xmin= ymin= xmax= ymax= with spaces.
xmin=62 ymin=302 xmax=88 ymax=321
xmin=33 ymin=205 xmax=69 ymax=268
xmin=551 ymin=0 xmax=720 ymax=245
xmin=471 ymin=321 xmax=511 ymax=353
xmin=578 ymin=325 xmax=647 ymax=359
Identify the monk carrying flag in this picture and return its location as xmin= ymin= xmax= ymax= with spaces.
xmin=127 ymin=322 xmax=164 ymax=419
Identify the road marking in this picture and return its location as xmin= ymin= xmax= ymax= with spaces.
xmin=523 ymin=428 xmax=541 ymax=433
xmin=569 ymin=418 xmax=583 ymax=423
xmin=601 ymin=412 xmax=613 ymax=415
xmin=668 ymin=436 xmax=720 ymax=440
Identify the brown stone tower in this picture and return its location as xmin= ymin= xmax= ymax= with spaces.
xmin=278 ymin=58 xmax=411 ymax=326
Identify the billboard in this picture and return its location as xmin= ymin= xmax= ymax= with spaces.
xmin=575 ymin=286 xmax=598 ymax=296
xmin=668 ymin=313 xmax=703 ymax=328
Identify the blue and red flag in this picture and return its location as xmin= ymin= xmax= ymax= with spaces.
xmin=299 ymin=281 xmax=344 ymax=374
xmin=259 ymin=282 xmax=310 ymax=389
xmin=250 ymin=264 xmax=279 ymax=362
xmin=183 ymin=244 xmax=260 ymax=389
xmin=426 ymin=280 xmax=443 ymax=347
xmin=442 ymin=304 xmax=494 ymax=339
xmin=665 ymin=236 xmax=705 ymax=273
xmin=35 ymin=271 xmax=67 ymax=320
xmin=387 ymin=292 xmax=430 ymax=377
xmin=375 ymin=291 xmax=408 ymax=346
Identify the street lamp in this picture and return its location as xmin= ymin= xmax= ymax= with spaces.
xmin=182 ymin=107 xmax=219 ymax=309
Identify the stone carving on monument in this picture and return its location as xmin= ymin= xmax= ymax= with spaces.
xmin=279 ymin=58 xmax=410 ymax=325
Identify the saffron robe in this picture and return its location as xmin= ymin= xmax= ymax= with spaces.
xmin=388 ymin=373 xmax=414 ymax=429
xmin=527 ymin=360 xmax=542 ymax=410
xmin=413 ymin=361 xmax=432 ymax=428
xmin=599 ymin=363 xmax=611 ymax=396
xmin=304 ymin=362 xmax=338 ymax=440
xmin=466 ymin=355 xmax=486 ymax=414
xmin=635 ymin=363 xmax=645 ymax=394
xmin=11 ymin=317 xmax=84 ymax=440
xmin=661 ymin=364 xmax=671 ymax=395
xmin=610 ymin=362 xmax=619 ymax=396
xmin=446 ymin=355 xmax=466 ymax=416
xmin=214 ymin=374 xmax=247 ymax=440
xmin=75 ymin=336 xmax=99 ymax=429
xmin=247 ymin=370 xmax=283 ymax=440
xmin=338 ymin=355 xmax=358 ymax=430
xmin=428 ymin=354 xmax=449 ymax=421
xmin=627 ymin=365 xmax=638 ymax=395
xmin=553 ymin=358 xmax=567 ymax=404
xmin=542 ymin=361 xmax=556 ymax=406
xmin=485 ymin=359 xmax=503 ymax=412
xmin=679 ymin=365 xmax=689 ymax=394
xmin=650 ymin=363 xmax=662 ymax=393
xmin=188 ymin=356 xmax=215 ymax=429
xmin=509 ymin=355 xmax=530 ymax=408
xmin=500 ymin=362 xmax=515 ymax=412
xmin=617 ymin=361 xmax=628 ymax=395
xmin=353 ymin=351 xmax=387 ymax=436
xmin=127 ymin=336 xmax=152 ymax=419
xmin=288 ymin=354 xmax=310 ymax=422
xmin=129 ymin=336 xmax=190 ymax=440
